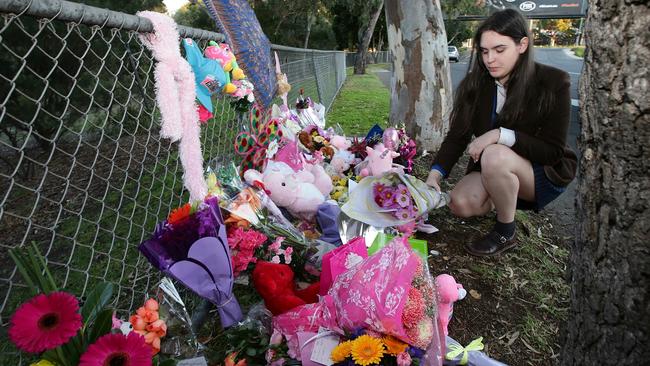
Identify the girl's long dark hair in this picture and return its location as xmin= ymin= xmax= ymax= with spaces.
xmin=450 ymin=9 xmax=553 ymax=133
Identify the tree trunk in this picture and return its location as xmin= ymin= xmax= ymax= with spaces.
xmin=353 ymin=0 xmax=383 ymax=75
xmin=304 ymin=14 xmax=313 ymax=49
xmin=561 ymin=0 xmax=650 ymax=365
xmin=384 ymin=0 xmax=452 ymax=151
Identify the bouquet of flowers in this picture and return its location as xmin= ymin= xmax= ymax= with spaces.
xmin=138 ymin=196 xmax=243 ymax=328
xmin=373 ymin=177 xmax=419 ymax=222
xmin=7 ymin=243 xmax=166 ymax=366
xmin=342 ymin=172 xmax=447 ymax=228
xmin=330 ymin=331 xmax=427 ymax=366
xmin=129 ymin=298 xmax=168 ymax=356
xmin=272 ymin=237 xmax=444 ymax=365
xmin=227 ymin=225 xmax=268 ymax=276
xmin=294 ymin=89 xmax=326 ymax=129
xmin=381 ymin=126 xmax=418 ymax=173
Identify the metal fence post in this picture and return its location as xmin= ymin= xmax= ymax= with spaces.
xmin=311 ymin=50 xmax=324 ymax=104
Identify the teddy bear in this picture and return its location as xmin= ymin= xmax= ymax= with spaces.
xmin=252 ymin=261 xmax=320 ymax=316
xmin=328 ymin=135 xmax=357 ymax=177
xmin=436 ymin=274 xmax=467 ymax=338
xmin=298 ymin=130 xmax=335 ymax=160
xmin=243 ymin=161 xmax=326 ymax=220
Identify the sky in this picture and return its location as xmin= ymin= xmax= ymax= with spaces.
xmin=163 ymin=0 xmax=189 ymax=15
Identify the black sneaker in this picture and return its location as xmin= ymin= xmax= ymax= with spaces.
xmin=465 ymin=230 xmax=518 ymax=257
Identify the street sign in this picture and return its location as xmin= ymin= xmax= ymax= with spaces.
xmin=456 ymin=0 xmax=587 ymax=19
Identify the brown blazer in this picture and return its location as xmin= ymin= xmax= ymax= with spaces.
xmin=433 ymin=63 xmax=577 ymax=187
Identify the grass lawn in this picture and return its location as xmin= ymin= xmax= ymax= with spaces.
xmin=571 ymin=46 xmax=585 ymax=58
xmin=326 ymin=65 xmax=391 ymax=136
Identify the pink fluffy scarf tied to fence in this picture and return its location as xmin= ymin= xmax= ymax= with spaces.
xmin=137 ymin=11 xmax=207 ymax=202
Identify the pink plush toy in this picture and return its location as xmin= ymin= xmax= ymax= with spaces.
xmin=204 ymin=43 xmax=234 ymax=71
xmin=436 ymin=274 xmax=467 ymax=339
xmin=360 ymin=143 xmax=403 ymax=177
xmin=329 ymin=135 xmax=351 ymax=151
xmin=302 ymin=162 xmax=333 ymax=197
xmin=244 ymin=161 xmax=325 ymax=221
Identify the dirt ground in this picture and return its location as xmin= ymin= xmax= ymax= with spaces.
xmin=414 ymin=154 xmax=574 ymax=366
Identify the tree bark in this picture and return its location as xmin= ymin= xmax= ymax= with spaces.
xmin=353 ymin=0 xmax=383 ymax=75
xmin=384 ymin=0 xmax=452 ymax=151
xmin=561 ymin=0 xmax=650 ymax=365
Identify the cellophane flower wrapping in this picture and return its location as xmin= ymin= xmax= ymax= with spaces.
xmin=154 ymin=278 xmax=202 ymax=357
xmin=273 ymin=237 xmax=443 ymax=366
xmin=342 ymin=172 xmax=447 ymax=228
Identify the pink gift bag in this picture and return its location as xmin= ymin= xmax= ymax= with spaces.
xmin=319 ymin=237 xmax=367 ymax=296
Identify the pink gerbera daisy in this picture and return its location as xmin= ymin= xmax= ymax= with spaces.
xmin=8 ymin=291 xmax=82 ymax=353
xmin=79 ymin=332 xmax=152 ymax=366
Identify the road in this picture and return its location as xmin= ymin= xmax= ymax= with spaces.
xmin=374 ymin=47 xmax=583 ymax=215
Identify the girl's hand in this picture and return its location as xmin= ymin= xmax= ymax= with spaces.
xmin=426 ymin=170 xmax=443 ymax=193
xmin=468 ymin=129 xmax=500 ymax=163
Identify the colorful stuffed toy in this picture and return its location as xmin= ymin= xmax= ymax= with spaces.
xmin=204 ymin=42 xmax=234 ymax=71
xmin=436 ymin=274 xmax=467 ymax=338
xmin=359 ymin=143 xmax=404 ymax=177
xmin=243 ymin=161 xmax=326 ymax=220
xmin=252 ymin=261 xmax=320 ymax=316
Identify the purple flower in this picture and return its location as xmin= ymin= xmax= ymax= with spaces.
xmin=395 ymin=208 xmax=413 ymax=221
xmin=397 ymin=184 xmax=409 ymax=196
xmin=382 ymin=187 xmax=396 ymax=202
xmin=396 ymin=192 xmax=411 ymax=208
xmin=373 ymin=182 xmax=387 ymax=196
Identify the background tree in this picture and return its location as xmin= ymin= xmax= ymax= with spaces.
xmin=173 ymin=1 xmax=215 ymax=30
xmin=561 ymin=0 xmax=649 ymax=364
xmin=351 ymin=0 xmax=384 ymax=74
xmin=441 ymin=0 xmax=484 ymax=47
xmin=249 ymin=0 xmax=337 ymax=49
xmin=384 ymin=0 xmax=452 ymax=151
xmin=537 ymin=18 xmax=575 ymax=46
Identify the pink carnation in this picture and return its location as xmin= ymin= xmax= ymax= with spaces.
xmin=268 ymin=236 xmax=285 ymax=253
xmin=402 ymin=287 xmax=425 ymax=328
xmin=397 ymin=351 xmax=412 ymax=366
xmin=405 ymin=317 xmax=434 ymax=349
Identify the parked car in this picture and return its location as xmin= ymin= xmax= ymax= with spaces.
xmin=448 ymin=46 xmax=459 ymax=62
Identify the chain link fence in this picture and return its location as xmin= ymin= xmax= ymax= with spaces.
xmin=345 ymin=50 xmax=392 ymax=67
xmin=0 ymin=0 xmax=345 ymax=362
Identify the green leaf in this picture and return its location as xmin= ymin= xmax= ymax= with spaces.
xmin=80 ymin=282 xmax=113 ymax=327
xmin=88 ymin=308 xmax=114 ymax=345
xmin=41 ymin=349 xmax=62 ymax=364
xmin=8 ymin=242 xmax=58 ymax=295
xmin=246 ymin=347 xmax=257 ymax=356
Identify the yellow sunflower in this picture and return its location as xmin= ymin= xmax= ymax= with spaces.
xmin=382 ymin=335 xmax=408 ymax=355
xmin=350 ymin=335 xmax=385 ymax=366
xmin=331 ymin=340 xmax=353 ymax=363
